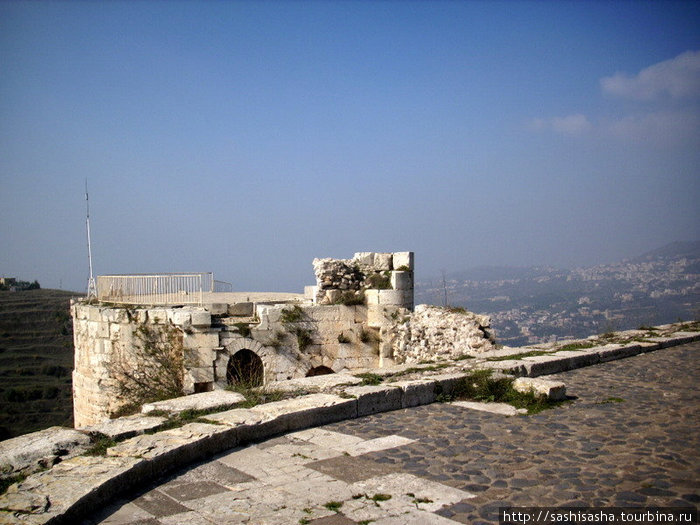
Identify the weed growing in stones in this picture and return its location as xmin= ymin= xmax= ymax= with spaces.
xmin=440 ymin=369 xmax=566 ymax=414
xmin=556 ymin=341 xmax=596 ymax=352
xmin=83 ymin=432 xmax=117 ymax=456
xmin=281 ymin=305 xmax=305 ymax=324
xmin=355 ymin=372 xmax=383 ymax=386
xmin=324 ymin=501 xmax=343 ymax=512
xmin=109 ymin=322 xmax=187 ymax=417
xmin=487 ymin=350 xmax=550 ymax=361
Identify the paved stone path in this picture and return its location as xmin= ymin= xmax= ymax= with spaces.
xmin=85 ymin=342 xmax=699 ymax=525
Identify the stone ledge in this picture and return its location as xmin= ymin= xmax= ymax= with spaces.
xmin=141 ymin=391 xmax=246 ymax=415
xmin=512 ymin=377 xmax=567 ymax=401
xmin=83 ymin=415 xmax=167 ymax=441
xmin=0 ymin=427 xmax=92 ymax=480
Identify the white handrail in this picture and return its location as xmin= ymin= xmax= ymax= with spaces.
xmin=96 ymin=273 xmax=215 ymax=305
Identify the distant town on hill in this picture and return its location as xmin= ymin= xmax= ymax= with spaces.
xmin=415 ymin=241 xmax=700 ymax=347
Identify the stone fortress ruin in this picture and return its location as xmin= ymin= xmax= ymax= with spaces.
xmin=72 ymin=252 xmax=496 ymax=427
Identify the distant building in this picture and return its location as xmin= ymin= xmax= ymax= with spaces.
xmin=0 ymin=277 xmax=17 ymax=286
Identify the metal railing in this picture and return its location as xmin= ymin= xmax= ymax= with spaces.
xmin=214 ymin=280 xmax=233 ymax=293
xmin=97 ymin=273 xmax=216 ymax=305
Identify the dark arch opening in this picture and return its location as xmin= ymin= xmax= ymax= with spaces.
xmin=227 ymin=349 xmax=263 ymax=387
xmin=306 ymin=365 xmax=334 ymax=377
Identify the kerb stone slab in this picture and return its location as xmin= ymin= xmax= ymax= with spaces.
xmin=344 ymin=384 xmax=403 ymax=416
xmin=141 ymin=391 xmax=245 ymax=415
xmin=391 ymin=379 xmax=437 ymax=408
xmin=0 ymin=427 xmax=91 ymax=479
xmin=83 ymin=415 xmax=167 ymax=441
xmin=512 ymin=377 xmax=567 ymax=401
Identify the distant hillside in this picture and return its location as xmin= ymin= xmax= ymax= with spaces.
xmin=416 ymin=241 xmax=700 ymax=346
xmin=0 ymin=289 xmax=80 ymax=440
xmin=630 ymin=240 xmax=700 ymax=263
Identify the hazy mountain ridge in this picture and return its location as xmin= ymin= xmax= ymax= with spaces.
xmin=416 ymin=242 xmax=700 ymax=346
xmin=0 ymin=289 xmax=77 ymax=439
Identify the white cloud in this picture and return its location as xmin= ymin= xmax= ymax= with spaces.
xmin=531 ymin=114 xmax=592 ymax=135
xmin=531 ymin=51 xmax=700 ymax=145
xmin=602 ymin=110 xmax=700 ymax=145
xmin=600 ymin=50 xmax=700 ymax=100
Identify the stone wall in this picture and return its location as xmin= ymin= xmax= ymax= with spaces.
xmin=312 ymin=251 xmax=414 ymax=309
xmin=72 ymin=303 xmax=219 ymax=427
xmin=71 ymin=250 xmax=494 ymax=427
xmin=72 ymin=301 xmax=384 ymax=427
xmin=386 ymin=305 xmax=496 ymax=364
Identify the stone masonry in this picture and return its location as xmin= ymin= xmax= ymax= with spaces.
xmin=71 ymin=251 xmax=497 ymax=428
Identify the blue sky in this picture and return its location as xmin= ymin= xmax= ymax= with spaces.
xmin=1 ymin=1 xmax=698 ymax=293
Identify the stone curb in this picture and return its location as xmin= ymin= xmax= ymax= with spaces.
xmin=500 ymin=333 xmax=699 ymax=378
xmin=1 ymin=332 xmax=698 ymax=524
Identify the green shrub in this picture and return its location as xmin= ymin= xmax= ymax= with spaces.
xmin=108 ymin=323 xmax=186 ymax=413
xmin=365 ymin=272 xmax=391 ymax=289
xmin=441 ymin=369 xmax=564 ymax=414
xmin=290 ymin=327 xmax=314 ymax=351
xmin=281 ymin=305 xmax=305 ymax=324
xmin=334 ymin=291 xmax=365 ymax=306
xmin=355 ymin=372 xmax=383 ymax=386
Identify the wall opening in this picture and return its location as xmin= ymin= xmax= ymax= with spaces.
xmin=227 ymin=349 xmax=264 ymax=387
xmin=306 ymin=365 xmax=334 ymax=377
xmin=194 ymin=382 xmax=213 ymax=393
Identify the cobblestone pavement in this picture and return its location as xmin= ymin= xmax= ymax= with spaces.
xmin=86 ymin=342 xmax=699 ymax=524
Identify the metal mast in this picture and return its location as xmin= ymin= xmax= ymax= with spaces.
xmin=85 ymin=180 xmax=97 ymax=299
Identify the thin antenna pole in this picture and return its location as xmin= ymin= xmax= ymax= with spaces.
xmin=85 ymin=180 xmax=97 ymax=299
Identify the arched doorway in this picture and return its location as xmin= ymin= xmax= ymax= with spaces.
xmin=227 ymin=349 xmax=264 ymax=387
xmin=306 ymin=365 xmax=334 ymax=377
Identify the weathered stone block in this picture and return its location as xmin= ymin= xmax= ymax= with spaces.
xmin=373 ymin=252 xmax=393 ymax=271
xmin=377 ymin=289 xmax=411 ymax=306
xmin=353 ymin=252 xmax=374 ymax=268
xmin=523 ymin=350 xmax=599 ymax=376
xmin=512 ymin=377 xmax=567 ymax=401
xmin=367 ymin=305 xmax=387 ymax=328
xmin=183 ymin=331 xmax=219 ymax=351
xmin=251 ymin=393 xmax=357 ymax=432
xmin=169 ymin=309 xmax=191 ymax=327
xmin=204 ymin=408 xmax=279 ymax=444
xmin=390 ymin=271 xmax=413 ymax=291
xmin=304 ymin=285 xmax=318 ymax=301
xmin=148 ymin=309 xmax=168 ymax=324
xmin=273 ymin=373 xmax=362 ymax=393
xmin=0 ymin=427 xmax=92 ymax=478
xmin=107 ymin=423 xmax=237 ymax=478
xmin=205 ymin=303 xmax=228 ymax=315
xmin=83 ymin=415 xmax=167 ymax=441
xmin=141 ymin=391 xmax=245 ymax=415
xmin=353 ymin=305 xmax=368 ymax=323
xmin=87 ymin=320 xmax=109 ymax=339
xmin=228 ymin=302 xmax=255 ymax=316
xmin=364 ymin=290 xmax=380 ymax=306
xmin=190 ymin=310 xmax=211 ymax=327
xmin=598 ymin=344 xmax=641 ymax=362
xmin=344 ymin=384 xmax=402 ymax=416
xmin=431 ymin=373 xmax=469 ymax=398
xmin=308 ymin=305 xmax=341 ymax=322
xmin=638 ymin=341 xmax=661 ymax=352
xmin=392 ymin=379 xmax=437 ymax=408
xmin=101 ymin=308 xmax=128 ymax=323
xmin=392 ymin=251 xmax=414 ymax=271
xmin=0 ymin=455 xmax=147 ymax=524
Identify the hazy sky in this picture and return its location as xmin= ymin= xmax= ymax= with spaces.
xmin=1 ymin=1 xmax=699 ymax=293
